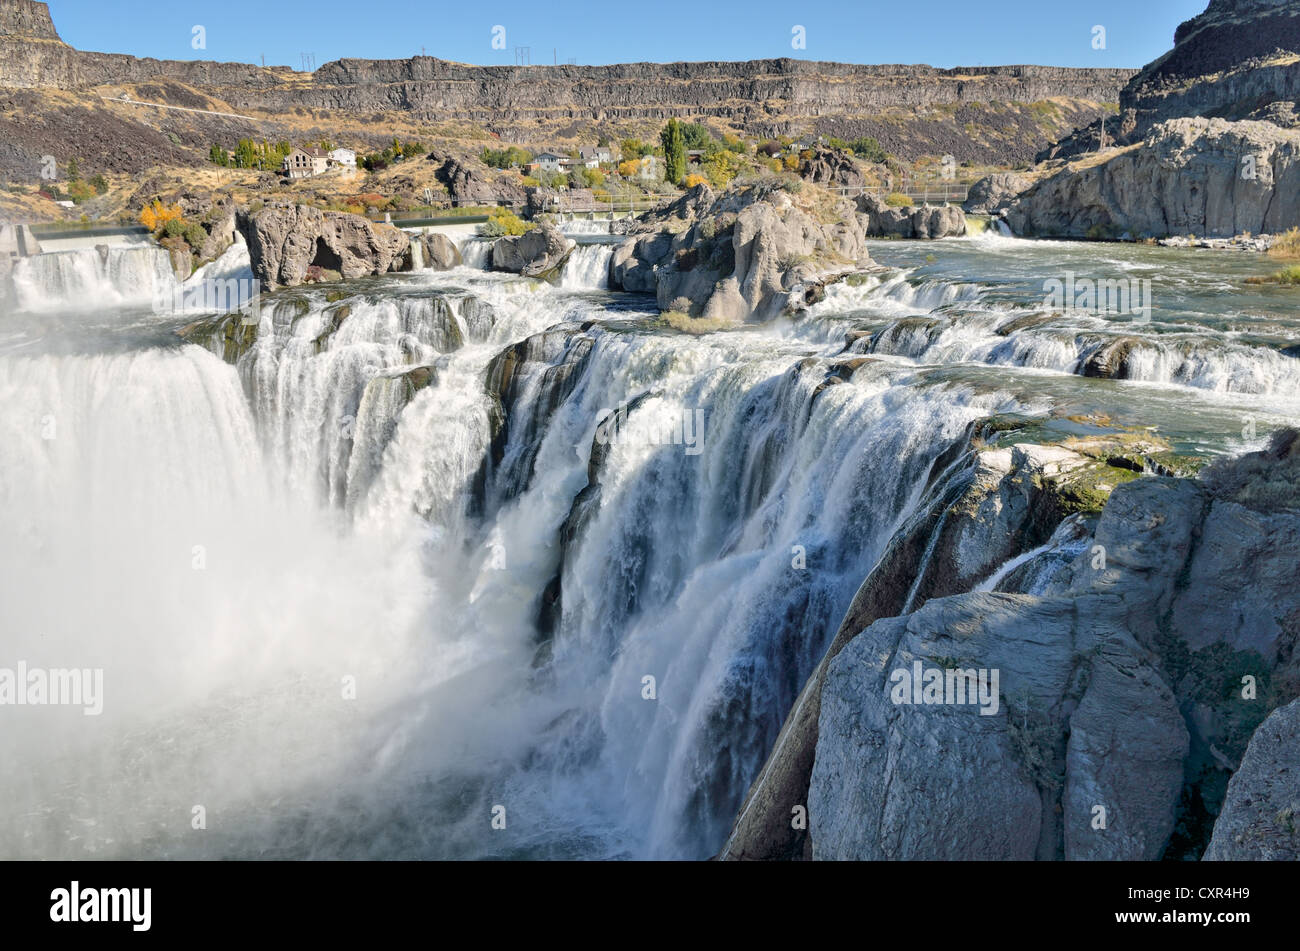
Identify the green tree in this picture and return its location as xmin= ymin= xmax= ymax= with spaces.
xmin=660 ymin=119 xmax=686 ymax=186
xmin=680 ymin=122 xmax=710 ymax=151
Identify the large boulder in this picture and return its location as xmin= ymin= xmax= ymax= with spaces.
xmin=719 ymin=432 xmax=1171 ymax=861
xmin=490 ymin=224 xmax=574 ymax=278
xmin=612 ymin=180 xmax=873 ymax=323
xmin=431 ymin=152 xmax=526 ymax=207
xmin=1205 ymin=699 xmax=1300 ymax=861
xmin=799 ymin=147 xmax=865 ymax=190
xmin=963 ymin=171 xmax=1032 ymax=214
xmin=609 ymin=231 xmax=673 ymax=293
xmin=810 ymin=592 xmax=1187 ymax=861
xmin=856 ymin=193 xmax=967 ymax=238
xmin=420 ymin=232 xmax=462 ymax=270
xmin=237 ymin=202 xmax=409 ymax=289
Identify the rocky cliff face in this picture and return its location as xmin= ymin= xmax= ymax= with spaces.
xmin=1007 ymin=117 xmax=1300 ymax=238
xmin=0 ymin=0 xmax=59 ymax=38
xmin=1005 ymin=0 xmax=1300 ymax=238
xmin=723 ymin=426 xmax=1300 ymax=861
xmin=1043 ymin=0 xmax=1300 ymax=160
xmin=1205 ymin=698 xmax=1300 ymax=860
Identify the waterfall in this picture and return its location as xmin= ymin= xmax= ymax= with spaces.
xmin=558 ymin=218 xmax=616 ymax=235
xmin=459 ymin=238 xmax=493 ymax=270
xmin=3 ymin=231 xmax=1293 ymax=860
xmin=11 ymin=245 xmax=178 ymax=313
xmin=559 ymin=243 xmax=613 ymax=290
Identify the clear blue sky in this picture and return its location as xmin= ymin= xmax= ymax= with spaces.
xmin=46 ymin=0 xmax=1208 ymax=70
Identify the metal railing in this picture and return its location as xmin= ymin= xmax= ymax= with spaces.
xmin=833 ymin=184 xmax=971 ymax=204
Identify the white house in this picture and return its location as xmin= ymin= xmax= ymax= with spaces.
xmin=328 ymin=147 xmax=357 ymax=168
xmin=535 ymin=152 xmax=570 ymax=173
xmin=578 ymin=146 xmax=613 ymax=168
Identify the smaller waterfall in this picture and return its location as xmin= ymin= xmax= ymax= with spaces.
xmin=558 ymin=218 xmax=617 ymax=235
xmin=560 ymin=244 xmax=613 ymax=290
xmin=459 ymin=239 xmax=493 ymax=270
xmin=12 ymin=245 xmax=177 ymax=313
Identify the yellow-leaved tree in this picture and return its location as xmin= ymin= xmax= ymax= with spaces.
xmin=140 ymin=199 xmax=183 ymax=233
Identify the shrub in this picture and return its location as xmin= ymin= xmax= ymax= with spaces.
xmin=680 ymin=122 xmax=711 ymax=150
xmin=183 ymin=222 xmax=208 ymax=251
xmin=617 ymin=159 xmax=640 ymax=178
xmin=1245 ymin=265 xmax=1300 ymax=285
xmin=620 ymin=138 xmax=654 ymax=161
xmin=481 ymin=145 xmax=532 ymax=169
xmin=658 ymin=310 xmax=736 ymax=334
xmin=684 ymin=173 xmax=708 ymax=188
xmin=67 ymin=180 xmax=94 ymax=204
xmin=884 ymin=192 xmax=912 ymax=207
xmin=479 ymin=207 xmax=528 ymax=237
xmin=846 ymin=137 xmax=888 ymax=164
xmin=89 ymin=174 xmax=109 ymax=195
xmin=1268 ymin=227 xmax=1300 ymax=260
xmin=574 ymin=167 xmax=605 ymax=188
xmin=161 ymin=218 xmax=188 ymax=239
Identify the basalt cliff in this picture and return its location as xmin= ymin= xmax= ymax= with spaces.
xmin=993 ymin=0 xmax=1300 ymax=238
xmin=0 ymin=1 xmax=1132 ymax=167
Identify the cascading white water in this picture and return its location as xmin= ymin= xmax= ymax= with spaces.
xmin=11 ymin=245 xmax=178 ymax=312
xmin=559 ymin=244 xmax=613 ymax=290
xmin=557 ymin=218 xmax=617 ymax=235
xmin=458 ymin=238 xmax=493 ymax=270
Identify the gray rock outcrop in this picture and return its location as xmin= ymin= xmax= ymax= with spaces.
xmin=237 ymin=202 xmax=410 ymax=289
xmin=1007 ymin=118 xmax=1300 ymax=238
xmin=799 ymin=147 xmax=865 ymax=189
xmin=857 ymin=194 xmax=967 ymax=238
xmin=963 ymin=171 xmax=1032 ymax=214
xmin=725 ymin=426 xmax=1300 ymax=861
xmin=417 ymin=232 xmax=462 ymax=270
xmin=1205 ymin=699 xmax=1300 ymax=860
xmin=490 ymin=224 xmax=573 ymax=278
xmin=609 ymin=181 xmax=874 ymax=323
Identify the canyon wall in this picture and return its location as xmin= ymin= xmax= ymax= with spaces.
xmin=0 ymin=2 xmax=1132 ymax=132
